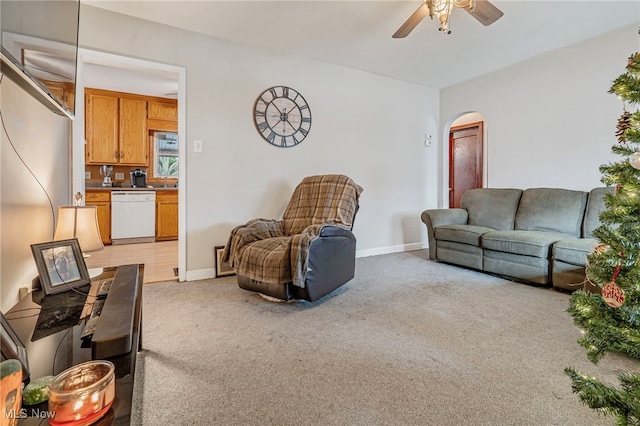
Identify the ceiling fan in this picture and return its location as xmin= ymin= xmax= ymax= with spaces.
xmin=392 ymin=0 xmax=503 ymax=37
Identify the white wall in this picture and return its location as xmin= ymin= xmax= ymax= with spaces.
xmin=440 ymin=24 xmax=639 ymax=197
xmin=78 ymin=5 xmax=440 ymax=278
xmin=0 ymin=78 xmax=71 ymax=311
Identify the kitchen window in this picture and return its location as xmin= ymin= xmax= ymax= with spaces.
xmin=153 ymin=131 xmax=178 ymax=178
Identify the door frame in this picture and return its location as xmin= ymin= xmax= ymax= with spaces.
xmin=448 ymin=121 xmax=484 ymax=207
xmin=72 ymin=49 xmax=187 ymax=282
xmin=440 ymin=112 xmax=488 ymax=208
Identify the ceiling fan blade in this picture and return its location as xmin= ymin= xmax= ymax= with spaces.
xmin=464 ymin=0 xmax=503 ymax=26
xmin=392 ymin=2 xmax=431 ymax=38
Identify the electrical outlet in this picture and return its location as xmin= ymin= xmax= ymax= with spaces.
xmin=115 ymin=172 xmax=124 ymax=180
xmin=85 ymin=171 xmax=91 ymax=179
xmin=194 ymin=140 xmax=203 ymax=153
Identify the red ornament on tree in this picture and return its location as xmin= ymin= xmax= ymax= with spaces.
xmin=602 ymin=281 xmax=625 ymax=308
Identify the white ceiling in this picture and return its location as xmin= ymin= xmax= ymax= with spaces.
xmin=84 ymin=0 xmax=640 ymax=89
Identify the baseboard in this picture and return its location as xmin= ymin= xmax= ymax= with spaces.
xmin=356 ymin=242 xmax=428 ymax=258
xmin=183 ymin=243 xmax=428 ymax=281
xmin=185 ymin=268 xmax=215 ymax=282
xmin=112 ymin=236 xmax=155 ymax=245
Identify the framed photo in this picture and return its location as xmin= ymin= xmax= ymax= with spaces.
xmin=30 ymin=238 xmax=91 ymax=295
xmin=0 ymin=311 xmax=30 ymax=382
xmin=215 ymin=246 xmax=235 ymax=278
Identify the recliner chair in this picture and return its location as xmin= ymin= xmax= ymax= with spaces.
xmin=222 ymin=174 xmax=363 ymax=302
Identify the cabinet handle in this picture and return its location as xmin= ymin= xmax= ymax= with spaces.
xmin=120 ymin=151 xmax=124 ymax=159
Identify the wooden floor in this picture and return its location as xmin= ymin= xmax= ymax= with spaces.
xmin=85 ymin=240 xmax=178 ymax=284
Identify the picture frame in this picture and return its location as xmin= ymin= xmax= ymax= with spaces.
xmin=0 ymin=311 xmax=30 ymax=382
xmin=30 ymin=238 xmax=91 ymax=295
xmin=215 ymin=246 xmax=235 ymax=278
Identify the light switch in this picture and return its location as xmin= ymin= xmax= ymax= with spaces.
xmin=115 ymin=173 xmax=124 ymax=180
xmin=194 ymin=140 xmax=203 ymax=153
xmin=85 ymin=171 xmax=91 ymax=179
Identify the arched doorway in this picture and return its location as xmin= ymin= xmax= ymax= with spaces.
xmin=443 ymin=112 xmax=487 ymax=208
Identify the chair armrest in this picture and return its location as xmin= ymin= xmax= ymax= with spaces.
xmin=223 ymin=219 xmax=284 ymax=265
xmin=318 ymin=224 xmax=354 ymax=237
xmin=287 ymin=224 xmax=354 ymax=288
xmin=421 ymin=209 xmax=468 ymax=260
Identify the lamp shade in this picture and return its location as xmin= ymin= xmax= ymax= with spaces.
xmin=54 ymin=206 xmax=104 ymax=253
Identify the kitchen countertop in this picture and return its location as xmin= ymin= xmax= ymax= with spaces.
xmin=85 ymin=185 xmax=178 ymax=191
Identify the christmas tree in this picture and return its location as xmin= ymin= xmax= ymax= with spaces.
xmin=565 ymin=50 xmax=640 ymax=424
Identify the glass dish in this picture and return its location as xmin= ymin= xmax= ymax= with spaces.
xmin=48 ymin=360 xmax=115 ymax=426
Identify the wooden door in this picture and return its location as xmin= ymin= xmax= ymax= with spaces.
xmin=156 ymin=191 xmax=178 ymax=241
xmin=119 ymin=97 xmax=148 ymax=165
xmin=449 ymin=122 xmax=483 ymax=208
xmin=85 ymin=91 xmax=119 ymax=164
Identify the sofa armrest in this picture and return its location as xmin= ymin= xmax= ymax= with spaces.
xmin=421 ymin=208 xmax=468 ymax=260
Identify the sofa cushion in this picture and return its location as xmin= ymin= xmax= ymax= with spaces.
xmin=514 ymin=188 xmax=587 ymax=237
xmin=482 ymin=230 xmax=569 ymax=258
xmin=436 ymin=241 xmax=483 ymax=270
xmin=435 ymin=224 xmax=496 ymax=246
xmin=583 ymin=187 xmax=613 ymax=238
xmin=483 ymin=250 xmax=551 ymax=284
xmin=461 ymin=188 xmax=523 ymax=230
xmin=552 ymin=238 xmax=597 ymax=266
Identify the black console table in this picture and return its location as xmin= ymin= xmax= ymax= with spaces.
xmin=5 ymin=264 xmax=144 ymax=425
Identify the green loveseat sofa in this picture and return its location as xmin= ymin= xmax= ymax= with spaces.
xmin=421 ymin=187 xmax=612 ymax=289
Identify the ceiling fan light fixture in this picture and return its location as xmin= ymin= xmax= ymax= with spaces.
xmin=453 ymin=0 xmax=472 ymax=9
xmin=432 ymin=0 xmax=454 ymax=34
xmin=392 ymin=0 xmax=501 ymax=39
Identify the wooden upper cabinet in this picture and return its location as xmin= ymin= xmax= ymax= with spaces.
xmin=85 ymin=88 xmax=148 ymax=166
xmin=86 ymin=91 xmax=119 ymax=164
xmin=147 ymin=99 xmax=178 ymax=132
xmin=119 ymin=97 xmax=148 ymax=165
xmin=148 ymin=100 xmax=177 ymax=121
xmin=40 ymin=79 xmax=76 ymax=113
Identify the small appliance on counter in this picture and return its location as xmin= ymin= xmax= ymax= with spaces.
xmin=100 ymin=165 xmax=113 ymax=187
xmin=129 ymin=169 xmax=147 ymax=188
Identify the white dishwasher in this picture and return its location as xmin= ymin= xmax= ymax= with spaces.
xmin=111 ymin=191 xmax=156 ymax=244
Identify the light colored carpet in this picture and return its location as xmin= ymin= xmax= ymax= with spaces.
xmin=131 ymin=250 xmax=639 ymax=425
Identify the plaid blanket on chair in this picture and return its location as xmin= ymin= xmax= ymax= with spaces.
xmin=222 ymin=174 xmax=363 ymax=288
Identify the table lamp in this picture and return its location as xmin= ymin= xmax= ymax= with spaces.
xmin=54 ymin=206 xmax=104 ymax=255
xmin=54 ymin=206 xmax=104 ymax=278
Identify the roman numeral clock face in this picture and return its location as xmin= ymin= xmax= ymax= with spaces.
xmin=253 ymin=86 xmax=312 ymax=147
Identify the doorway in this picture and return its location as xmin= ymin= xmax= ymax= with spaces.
xmin=449 ymin=121 xmax=483 ymax=208
xmin=72 ymin=49 xmax=186 ymax=282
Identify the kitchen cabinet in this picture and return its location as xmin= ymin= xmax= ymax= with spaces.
xmin=41 ymin=79 xmax=75 ymax=113
xmin=148 ymin=100 xmax=177 ymax=121
xmin=147 ymin=99 xmax=178 ymax=132
xmin=86 ymin=190 xmax=111 ymax=244
xmin=156 ymin=190 xmax=178 ymax=241
xmin=85 ymin=88 xmax=148 ymax=166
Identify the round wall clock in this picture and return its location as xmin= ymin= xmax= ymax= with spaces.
xmin=253 ymin=86 xmax=312 ymax=148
